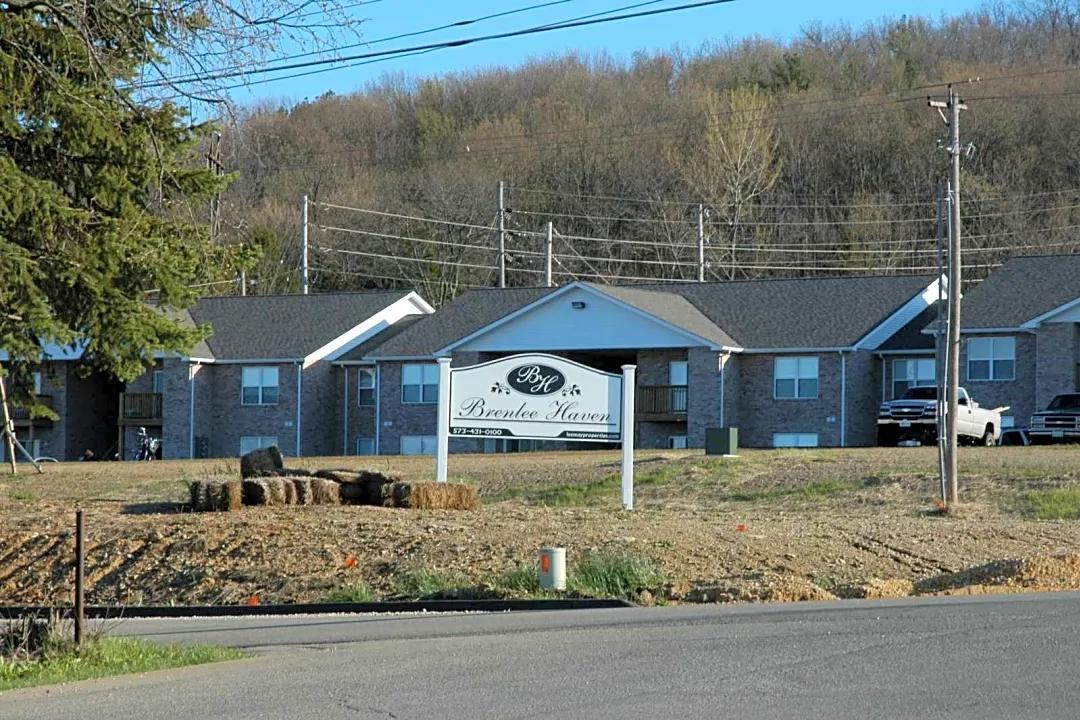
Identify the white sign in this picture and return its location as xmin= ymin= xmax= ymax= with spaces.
xmin=448 ymin=354 xmax=623 ymax=442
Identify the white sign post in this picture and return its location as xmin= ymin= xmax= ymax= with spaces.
xmin=436 ymin=353 xmax=634 ymax=506
xmin=621 ymin=364 xmax=636 ymax=510
xmin=435 ymin=357 xmax=452 ymax=483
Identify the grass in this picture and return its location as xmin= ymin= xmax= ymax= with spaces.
xmin=568 ymin=553 xmax=664 ymax=601
xmin=496 ymin=464 xmax=686 ymax=507
xmin=320 ymin=584 xmax=378 ymax=603
xmin=0 ymin=635 xmax=242 ymax=692
xmin=389 ymin=568 xmax=467 ymax=599
xmin=7 ymin=491 xmax=38 ymax=502
xmin=723 ymin=479 xmax=863 ymax=503
xmin=1023 ymin=488 xmax=1080 ymax=519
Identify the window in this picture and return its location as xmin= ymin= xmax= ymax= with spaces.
xmin=240 ymin=436 xmax=278 ymax=455
xmin=152 ymin=370 xmax=165 ymax=394
xmin=241 ymin=366 xmax=279 ymax=405
xmin=668 ymin=361 xmax=688 ymax=386
xmin=1001 ymin=416 xmax=1015 ymax=429
xmin=400 ymin=435 xmax=437 ymax=455
xmin=967 ymin=337 xmax=1015 ymax=381
xmin=356 ymin=437 xmax=375 ymax=455
xmin=402 ymin=364 xmax=438 ymax=404
xmin=774 ymin=357 xmax=819 ymax=399
xmin=892 ymin=358 xmax=936 ymax=399
xmin=668 ymin=435 xmax=688 ymax=449
xmin=357 ymin=368 xmax=375 ymax=407
xmin=773 ymin=433 xmax=819 ymax=448
xmin=32 ymin=372 xmax=42 ymax=395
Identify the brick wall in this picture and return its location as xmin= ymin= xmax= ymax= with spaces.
xmin=122 ymin=363 xmax=161 ymax=457
xmin=686 ymin=347 xmax=721 ymax=447
xmin=299 ymin=361 xmax=339 ymax=457
xmin=845 ymin=351 xmax=881 ymax=447
xmin=1036 ymin=323 xmax=1080 ymax=413
xmin=9 ymin=361 xmax=66 ymax=461
xmin=636 ymin=349 xmax=687 ymax=385
xmin=961 ymin=333 xmax=1036 ymax=428
xmin=341 ymin=365 xmax=378 ymax=455
xmin=206 ymin=363 xmax=299 ymax=458
xmin=376 ymin=361 xmax=438 ymax=455
xmin=733 ymin=353 xmax=847 ymax=448
xmin=720 ymin=351 xmax=740 ymax=430
xmin=638 ymin=421 xmax=687 ymax=449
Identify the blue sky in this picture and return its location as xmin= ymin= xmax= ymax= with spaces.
xmin=233 ymin=0 xmax=986 ymax=106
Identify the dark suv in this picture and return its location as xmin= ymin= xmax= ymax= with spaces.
xmin=1028 ymin=393 xmax=1080 ymax=444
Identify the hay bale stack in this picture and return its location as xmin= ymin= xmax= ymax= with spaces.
xmin=314 ymin=469 xmax=360 ymax=483
xmin=358 ymin=471 xmax=398 ymax=505
xmin=207 ymin=481 xmax=227 ymax=511
xmin=281 ymin=467 xmax=312 ymax=477
xmin=311 ymin=478 xmax=341 ymax=505
xmin=242 ymin=479 xmax=269 ymax=506
xmin=293 ymin=478 xmax=313 ymax=505
xmin=240 ymin=446 xmax=284 ymax=478
xmin=385 ymin=482 xmax=478 ymax=511
xmin=188 ymin=480 xmax=214 ymax=512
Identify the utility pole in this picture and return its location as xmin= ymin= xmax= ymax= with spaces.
xmin=497 ymin=181 xmax=506 ymax=288
xmin=929 ymin=86 xmax=967 ymax=509
xmin=697 ymin=204 xmax=706 ymax=282
xmin=545 ymin=221 xmax=553 ymax=288
xmin=206 ymin=132 xmax=224 ymax=243
xmin=935 ymin=181 xmax=946 ymax=505
xmin=301 ymin=194 xmax=310 ymax=295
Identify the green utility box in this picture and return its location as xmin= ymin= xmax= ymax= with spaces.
xmin=705 ymin=427 xmax=738 ymax=456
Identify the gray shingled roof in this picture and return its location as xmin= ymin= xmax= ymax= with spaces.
xmin=945 ymin=254 xmax=1080 ymax=329
xmin=655 ymin=274 xmax=934 ymax=348
xmin=362 ymin=274 xmax=933 ymax=358
xmin=364 ymin=287 xmax=555 ymax=358
xmin=189 ymin=291 xmax=411 ymax=359
xmin=589 ymin=285 xmax=738 ymax=347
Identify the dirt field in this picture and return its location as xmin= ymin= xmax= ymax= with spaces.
xmin=3 ymin=447 xmax=1080 ymax=606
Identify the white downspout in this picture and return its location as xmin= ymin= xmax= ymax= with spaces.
xmin=295 ymin=363 xmax=302 ymax=457
xmin=719 ymin=351 xmax=726 ymax=428
xmin=342 ymin=366 xmax=349 ymax=456
xmin=840 ymin=351 xmax=847 ymax=448
xmin=188 ymin=362 xmax=197 ymax=459
xmin=374 ymin=364 xmax=382 ymax=455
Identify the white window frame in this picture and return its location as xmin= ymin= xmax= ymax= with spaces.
xmin=773 ymin=433 xmax=819 ymax=448
xmin=967 ymin=337 xmax=1015 ymax=382
xmin=401 ymin=364 xmax=439 ymax=404
xmin=400 ymin=435 xmax=438 ymax=455
xmin=668 ymin=435 xmax=688 ymax=450
xmin=774 ymin=356 xmax=819 ymax=400
xmin=241 ymin=366 xmax=279 ymax=406
xmin=152 ymin=370 xmax=165 ymax=394
xmin=240 ymin=436 xmax=278 ymax=455
xmin=357 ymin=368 xmax=376 ymax=407
xmin=356 ymin=437 xmax=375 ymax=455
xmin=892 ymin=358 xmax=936 ymax=399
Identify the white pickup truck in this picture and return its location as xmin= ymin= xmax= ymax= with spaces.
xmin=877 ymin=386 xmax=1003 ymax=447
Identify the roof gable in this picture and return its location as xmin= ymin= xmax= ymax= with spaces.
xmin=949 ymin=254 xmax=1080 ymax=329
xmin=190 ymin=291 xmax=415 ymax=360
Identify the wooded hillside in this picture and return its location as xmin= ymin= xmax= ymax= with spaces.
xmin=218 ymin=1 xmax=1080 ymax=302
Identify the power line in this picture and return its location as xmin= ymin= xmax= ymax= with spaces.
xmin=311 ymin=265 xmax=488 ymax=289
xmin=318 ymin=202 xmax=510 ymax=232
xmin=314 ymin=244 xmax=547 ymax=273
xmin=140 ymin=0 xmax=736 ymax=90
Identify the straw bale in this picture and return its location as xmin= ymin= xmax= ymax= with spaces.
xmin=264 ymin=478 xmax=288 ymax=506
xmin=293 ymin=478 xmax=313 ymax=506
xmin=314 ymin=469 xmax=361 ymax=483
xmin=338 ymin=481 xmax=366 ymax=505
xmin=207 ymin=481 xmax=227 ymax=512
xmin=224 ymin=480 xmax=244 ymax=511
xmin=386 ymin=482 xmax=478 ymax=511
xmin=311 ymin=478 xmax=341 ymax=505
xmin=188 ymin=480 xmax=213 ymax=512
xmin=282 ymin=478 xmax=298 ymax=505
xmin=240 ymin=446 xmax=283 ymax=478
xmin=242 ymin=479 xmax=270 ymax=506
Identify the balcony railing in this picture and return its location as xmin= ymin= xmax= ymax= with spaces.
xmin=10 ymin=395 xmax=54 ymax=427
xmin=637 ymin=385 xmax=688 ymax=416
xmin=120 ymin=392 xmax=163 ymax=423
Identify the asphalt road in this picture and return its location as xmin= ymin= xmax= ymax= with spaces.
xmin=3 ymin=593 xmax=1080 ymax=719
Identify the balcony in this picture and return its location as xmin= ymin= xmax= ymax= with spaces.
xmin=637 ymin=385 xmax=688 ymax=422
xmin=11 ymin=395 xmax=54 ymax=428
xmin=119 ymin=392 xmax=163 ymax=426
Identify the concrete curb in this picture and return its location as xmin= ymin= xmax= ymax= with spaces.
xmin=0 ymin=598 xmax=635 ymax=619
